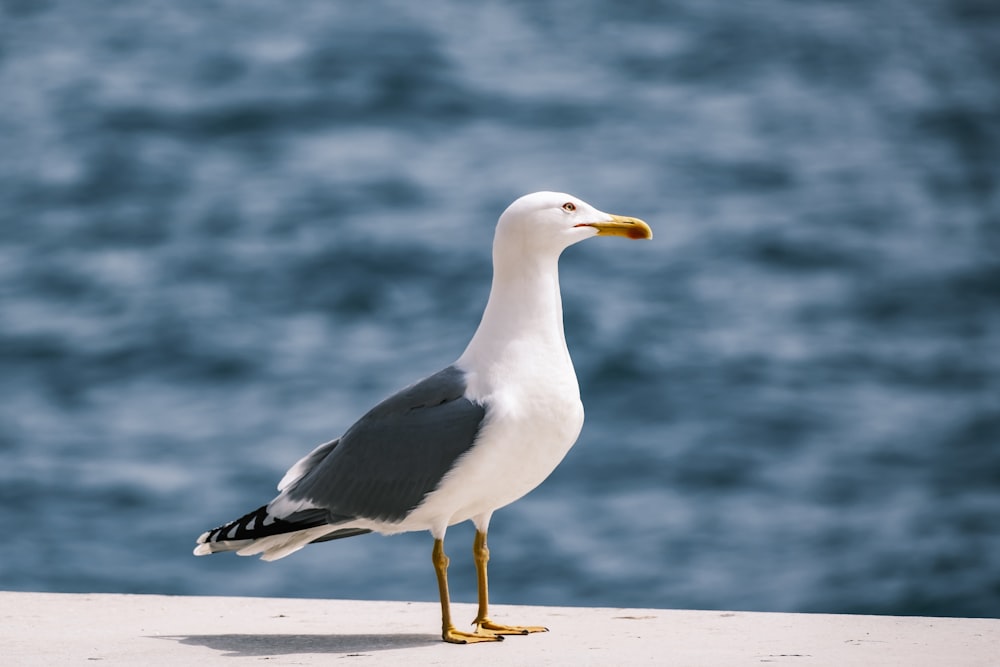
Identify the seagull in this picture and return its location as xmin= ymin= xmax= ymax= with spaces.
xmin=194 ymin=191 xmax=652 ymax=643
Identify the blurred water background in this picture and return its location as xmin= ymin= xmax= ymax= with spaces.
xmin=2 ymin=0 xmax=998 ymax=618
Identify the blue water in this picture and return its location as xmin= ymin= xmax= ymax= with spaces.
xmin=2 ymin=1 xmax=998 ymax=618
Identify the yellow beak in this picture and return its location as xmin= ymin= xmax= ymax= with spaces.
xmin=576 ymin=214 xmax=653 ymax=240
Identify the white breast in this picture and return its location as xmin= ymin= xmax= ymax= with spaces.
xmin=403 ymin=335 xmax=584 ymax=533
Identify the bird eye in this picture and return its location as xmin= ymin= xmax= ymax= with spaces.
xmin=562 ymin=202 xmax=576 ymax=212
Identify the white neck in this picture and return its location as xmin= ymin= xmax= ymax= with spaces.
xmin=457 ymin=242 xmax=573 ymax=379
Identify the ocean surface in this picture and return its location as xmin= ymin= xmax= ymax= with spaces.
xmin=2 ymin=0 xmax=998 ymax=618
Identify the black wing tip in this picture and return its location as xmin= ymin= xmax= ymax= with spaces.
xmin=198 ymin=505 xmax=328 ymax=546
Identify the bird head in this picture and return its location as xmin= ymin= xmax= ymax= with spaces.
xmin=495 ymin=191 xmax=652 ymax=258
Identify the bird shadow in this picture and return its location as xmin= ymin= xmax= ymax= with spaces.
xmin=159 ymin=632 xmax=439 ymax=657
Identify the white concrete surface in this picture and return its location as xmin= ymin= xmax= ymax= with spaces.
xmin=1 ymin=591 xmax=997 ymax=666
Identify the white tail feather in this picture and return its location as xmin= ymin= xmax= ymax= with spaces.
xmin=234 ymin=525 xmax=337 ymax=561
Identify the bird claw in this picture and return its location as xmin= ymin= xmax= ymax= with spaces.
xmin=474 ymin=618 xmax=549 ymax=635
xmin=442 ymin=626 xmax=505 ymax=644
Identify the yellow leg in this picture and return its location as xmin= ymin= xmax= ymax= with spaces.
xmin=432 ymin=538 xmax=503 ymax=644
xmin=471 ymin=530 xmax=548 ymax=636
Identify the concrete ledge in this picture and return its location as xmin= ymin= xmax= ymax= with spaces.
xmin=1 ymin=591 xmax=996 ymax=666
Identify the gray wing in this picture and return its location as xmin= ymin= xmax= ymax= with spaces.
xmin=280 ymin=365 xmax=486 ymax=523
